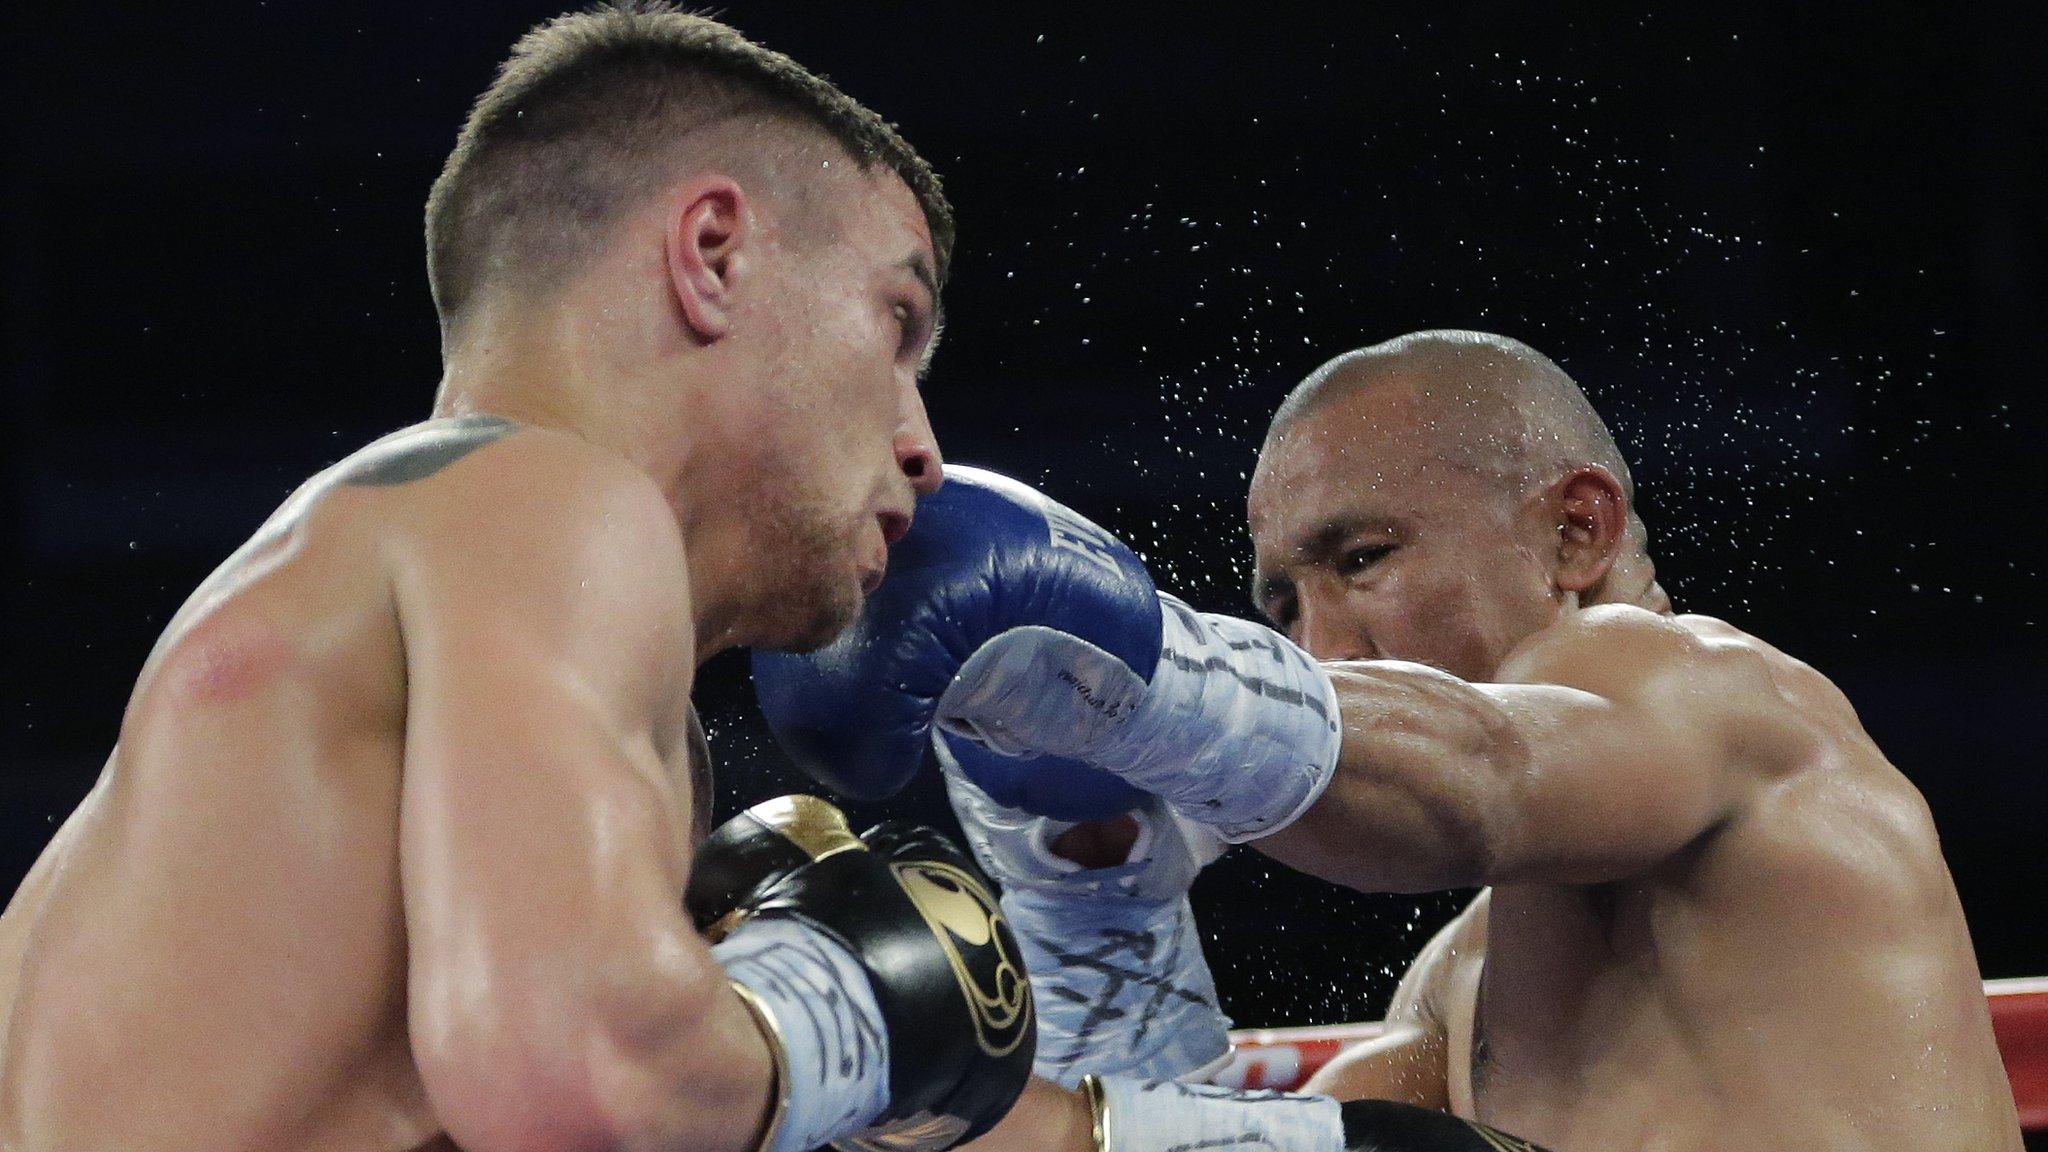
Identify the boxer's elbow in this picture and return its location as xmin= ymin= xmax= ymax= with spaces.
xmin=410 ymin=994 xmax=618 ymax=1152
xmin=412 ymin=944 xmax=748 ymax=1152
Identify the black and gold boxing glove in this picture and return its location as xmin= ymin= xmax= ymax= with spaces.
xmin=689 ymin=795 xmax=1034 ymax=1152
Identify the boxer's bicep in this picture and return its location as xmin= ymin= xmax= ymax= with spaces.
xmin=1452 ymin=679 xmax=1725 ymax=884
xmin=388 ymin=443 xmax=727 ymax=1145
xmin=1471 ymin=608 xmax=1774 ymax=884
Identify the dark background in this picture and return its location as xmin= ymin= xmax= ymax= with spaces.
xmin=4 ymin=0 xmax=2043 ymax=1048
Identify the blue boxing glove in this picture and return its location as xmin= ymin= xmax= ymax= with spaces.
xmin=752 ymin=466 xmax=1342 ymax=841
xmin=753 ymin=466 xmax=1150 ymax=819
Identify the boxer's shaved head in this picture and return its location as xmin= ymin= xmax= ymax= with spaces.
xmin=425 ymin=1 xmax=952 ymax=339
xmin=1252 ymin=330 xmax=1663 ymax=679
xmin=1269 ymin=330 xmax=1635 ymax=517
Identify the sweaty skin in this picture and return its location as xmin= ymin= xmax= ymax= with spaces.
xmin=0 ymin=135 xmax=947 ymax=1152
xmin=0 ymin=424 xmax=772 ymax=1152
xmin=1252 ymin=333 xmax=2020 ymax=1151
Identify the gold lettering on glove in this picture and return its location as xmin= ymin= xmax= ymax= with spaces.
xmin=756 ymin=794 xmax=866 ymax=861
xmin=892 ymin=860 xmax=1031 ymax=1058
xmin=831 ymin=1111 xmax=973 ymax=1152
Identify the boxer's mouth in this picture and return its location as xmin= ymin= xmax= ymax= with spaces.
xmin=861 ymin=509 xmax=910 ymax=595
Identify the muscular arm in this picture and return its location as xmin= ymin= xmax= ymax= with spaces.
xmin=392 ymin=429 xmax=772 ymax=1152
xmin=1261 ymin=606 xmax=1793 ymax=893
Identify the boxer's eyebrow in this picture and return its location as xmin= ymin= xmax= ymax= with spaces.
xmin=1288 ymin=514 xmax=1403 ymax=568
xmin=900 ymin=253 xmax=945 ymax=377
xmin=1252 ymin=514 xmax=1399 ymax=619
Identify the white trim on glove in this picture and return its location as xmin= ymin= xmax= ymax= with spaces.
xmin=937 ymin=594 xmax=1343 ymax=842
xmin=1085 ymin=1074 xmax=1345 ymax=1152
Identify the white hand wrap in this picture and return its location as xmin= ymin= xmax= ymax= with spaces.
xmin=1085 ymin=1075 xmax=1345 ymax=1152
xmin=939 ymin=593 xmax=1342 ymax=841
xmin=712 ymin=918 xmax=890 ymax=1152
xmin=939 ymin=744 xmax=1231 ymax=1087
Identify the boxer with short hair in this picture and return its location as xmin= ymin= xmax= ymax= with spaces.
xmin=0 ymin=7 xmax=1033 ymax=1152
xmin=755 ymin=331 xmax=2020 ymax=1149
xmin=1255 ymin=332 xmax=2017 ymax=1150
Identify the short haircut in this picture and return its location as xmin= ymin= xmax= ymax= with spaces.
xmin=425 ymin=2 xmax=953 ymax=336
xmin=1271 ymin=329 xmax=1633 ymax=500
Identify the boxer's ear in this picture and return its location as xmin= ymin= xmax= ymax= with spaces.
xmin=1548 ymin=465 xmax=1629 ymax=594
xmin=664 ymin=175 xmax=749 ymax=342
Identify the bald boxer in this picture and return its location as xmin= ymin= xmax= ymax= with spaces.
xmin=1251 ymin=331 xmax=2018 ymax=1150
xmin=0 ymin=8 xmax=1034 ymax=1152
xmin=752 ymin=330 xmax=2021 ymax=1149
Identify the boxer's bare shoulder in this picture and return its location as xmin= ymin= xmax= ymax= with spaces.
xmin=0 ymin=415 xmax=698 ymax=1152
xmin=1466 ymin=607 xmax=2015 ymax=1149
xmin=1492 ymin=603 xmax=1943 ymax=907
xmin=1495 ymin=604 xmax=1868 ymax=791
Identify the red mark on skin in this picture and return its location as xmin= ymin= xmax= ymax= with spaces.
xmin=170 ymin=625 xmax=294 ymax=706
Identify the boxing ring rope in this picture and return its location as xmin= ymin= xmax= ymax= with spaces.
xmin=1214 ymin=976 xmax=2048 ymax=1131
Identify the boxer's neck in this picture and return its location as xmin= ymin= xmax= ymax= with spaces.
xmin=433 ymin=296 xmax=766 ymax=662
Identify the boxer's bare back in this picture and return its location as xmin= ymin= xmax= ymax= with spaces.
xmin=0 ymin=420 xmax=709 ymax=1151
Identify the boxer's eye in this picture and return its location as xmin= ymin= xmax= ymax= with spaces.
xmin=893 ymin=301 xmax=930 ymax=359
xmin=1338 ymin=544 xmax=1393 ymax=577
xmin=1257 ymin=582 xmax=1297 ymax=630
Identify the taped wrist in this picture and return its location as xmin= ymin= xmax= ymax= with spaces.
xmin=1104 ymin=595 xmax=1342 ymax=841
xmin=937 ymin=596 xmax=1339 ymax=842
xmin=1007 ymin=887 xmax=1230 ymax=1087
xmin=1084 ymin=1074 xmax=1344 ymax=1152
xmin=939 ymin=750 xmax=1231 ymax=1085
xmin=714 ymin=918 xmax=890 ymax=1152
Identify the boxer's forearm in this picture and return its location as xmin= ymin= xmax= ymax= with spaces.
xmin=961 ymin=1077 xmax=1097 ymax=1152
xmin=1257 ymin=660 xmax=1516 ymax=893
xmin=1262 ymin=628 xmax=1733 ymax=892
xmin=410 ymin=933 xmax=776 ymax=1152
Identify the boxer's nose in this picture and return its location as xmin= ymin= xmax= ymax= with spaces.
xmin=897 ymin=387 xmax=944 ymax=497
xmin=1296 ymin=590 xmax=1374 ymax=663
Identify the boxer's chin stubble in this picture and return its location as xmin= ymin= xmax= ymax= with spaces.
xmin=758 ymin=506 xmax=867 ymax=653
xmin=780 ymin=589 xmax=862 ymax=654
